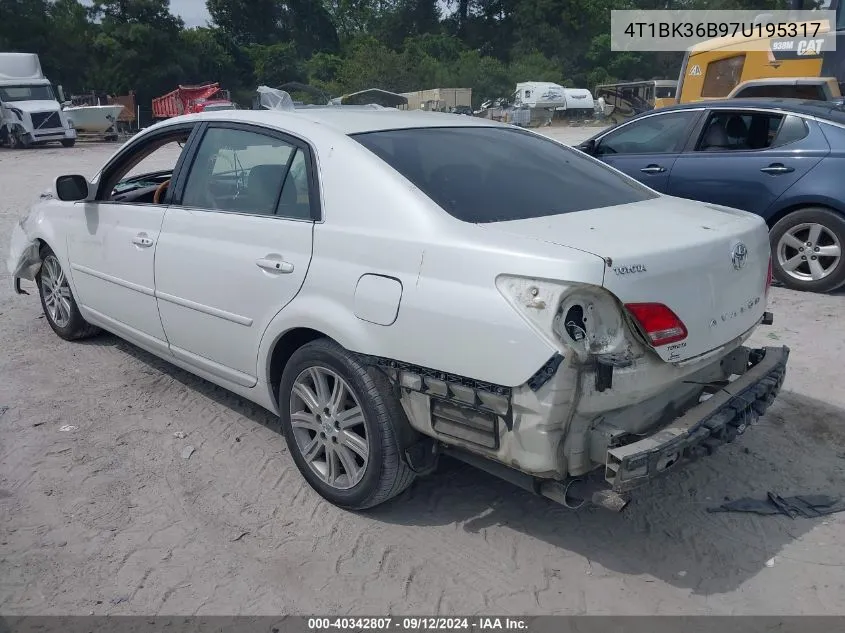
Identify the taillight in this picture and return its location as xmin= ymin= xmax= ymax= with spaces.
xmin=625 ymin=303 xmax=688 ymax=347
xmin=765 ymin=256 xmax=773 ymax=296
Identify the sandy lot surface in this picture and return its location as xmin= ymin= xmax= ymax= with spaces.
xmin=1 ymin=128 xmax=845 ymax=616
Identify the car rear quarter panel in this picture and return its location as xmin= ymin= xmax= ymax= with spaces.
xmin=765 ymin=120 xmax=845 ymax=222
xmin=258 ymin=131 xmax=608 ymax=390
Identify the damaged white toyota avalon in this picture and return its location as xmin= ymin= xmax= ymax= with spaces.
xmin=7 ymin=106 xmax=789 ymax=512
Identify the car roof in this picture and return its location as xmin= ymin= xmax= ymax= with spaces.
xmin=642 ymin=98 xmax=845 ymax=124
xmin=178 ymin=107 xmax=501 ymax=135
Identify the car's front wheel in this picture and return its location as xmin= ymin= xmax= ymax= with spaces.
xmin=61 ymin=139 xmax=76 ymax=148
xmin=36 ymin=246 xmax=100 ymax=340
xmin=279 ymin=339 xmax=415 ymax=510
xmin=771 ymin=207 xmax=845 ymax=293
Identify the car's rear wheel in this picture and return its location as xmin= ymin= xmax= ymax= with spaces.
xmin=61 ymin=139 xmax=76 ymax=148
xmin=770 ymin=207 xmax=845 ymax=293
xmin=36 ymin=246 xmax=100 ymax=340
xmin=279 ymin=339 xmax=415 ymax=510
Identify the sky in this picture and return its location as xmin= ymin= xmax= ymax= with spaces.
xmin=169 ymin=0 xmax=211 ymax=27
xmin=79 ymin=0 xmax=212 ymax=27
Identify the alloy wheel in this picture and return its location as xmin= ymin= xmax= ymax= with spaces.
xmin=40 ymin=255 xmax=73 ymax=329
xmin=289 ymin=366 xmax=370 ymax=490
xmin=776 ymin=222 xmax=842 ymax=283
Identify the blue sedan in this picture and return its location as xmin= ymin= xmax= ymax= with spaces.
xmin=578 ymin=98 xmax=845 ymax=293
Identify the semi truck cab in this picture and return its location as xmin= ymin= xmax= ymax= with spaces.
xmin=0 ymin=53 xmax=76 ymax=149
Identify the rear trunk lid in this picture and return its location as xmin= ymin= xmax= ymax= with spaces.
xmin=481 ymin=196 xmax=771 ymax=363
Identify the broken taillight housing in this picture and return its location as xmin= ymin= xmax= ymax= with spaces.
xmin=625 ymin=303 xmax=688 ymax=347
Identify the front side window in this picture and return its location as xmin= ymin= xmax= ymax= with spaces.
xmin=701 ymin=55 xmax=746 ymax=98
xmin=597 ymin=111 xmax=697 ymax=155
xmin=352 ymin=126 xmax=656 ymax=223
xmin=97 ymin=126 xmax=195 ymax=204
xmin=181 ymin=126 xmax=310 ymax=218
xmin=656 ymin=86 xmax=677 ymax=99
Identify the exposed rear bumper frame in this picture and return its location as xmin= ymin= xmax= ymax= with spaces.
xmin=604 ymin=345 xmax=790 ymax=493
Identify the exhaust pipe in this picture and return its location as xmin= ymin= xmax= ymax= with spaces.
xmin=443 ymin=447 xmax=630 ymax=512
xmin=539 ymin=479 xmax=630 ymax=513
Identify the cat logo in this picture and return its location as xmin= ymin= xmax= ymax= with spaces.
xmin=798 ymin=39 xmax=824 ymax=55
xmin=689 ymin=65 xmax=702 ymax=76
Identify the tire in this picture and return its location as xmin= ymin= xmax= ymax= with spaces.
xmin=11 ymin=130 xmax=31 ymax=149
xmin=61 ymin=139 xmax=76 ymax=148
xmin=35 ymin=245 xmax=100 ymax=341
xmin=770 ymin=207 xmax=845 ymax=293
xmin=279 ymin=339 xmax=415 ymax=510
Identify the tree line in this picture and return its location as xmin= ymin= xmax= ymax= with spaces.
xmin=0 ymin=0 xmax=789 ymax=111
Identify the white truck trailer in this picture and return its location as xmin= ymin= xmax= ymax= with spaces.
xmin=0 ymin=53 xmax=76 ymax=148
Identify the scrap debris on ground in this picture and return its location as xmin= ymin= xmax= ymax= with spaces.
xmin=710 ymin=493 xmax=845 ymax=518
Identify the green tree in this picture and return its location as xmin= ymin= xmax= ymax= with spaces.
xmin=0 ymin=0 xmax=51 ymax=55
xmin=87 ymin=0 xmax=187 ymax=107
xmin=180 ymin=27 xmax=240 ymax=86
xmin=249 ymin=41 xmax=306 ymax=87
xmin=207 ymin=0 xmax=281 ymax=45
xmin=207 ymin=0 xmax=339 ymax=55
xmin=335 ymin=35 xmax=407 ymax=91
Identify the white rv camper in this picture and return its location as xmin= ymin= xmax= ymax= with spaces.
xmin=513 ymin=82 xmax=567 ymax=109
xmin=0 ymin=53 xmax=76 ymax=148
xmin=562 ymin=88 xmax=595 ymax=116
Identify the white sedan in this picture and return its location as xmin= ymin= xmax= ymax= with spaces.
xmin=8 ymin=107 xmax=789 ymax=511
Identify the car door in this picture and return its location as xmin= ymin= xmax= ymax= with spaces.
xmin=65 ymin=123 xmax=198 ymax=355
xmin=667 ymin=109 xmax=829 ymax=215
xmin=589 ymin=110 xmax=702 ymax=192
xmin=153 ymin=122 xmax=317 ymax=388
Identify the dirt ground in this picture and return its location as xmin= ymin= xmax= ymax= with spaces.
xmin=1 ymin=127 xmax=845 ymax=616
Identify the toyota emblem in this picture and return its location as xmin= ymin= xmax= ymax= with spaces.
xmin=731 ymin=242 xmax=748 ymax=270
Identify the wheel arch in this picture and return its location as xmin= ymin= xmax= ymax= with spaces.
xmin=765 ymin=199 xmax=845 ymax=230
xmin=267 ymin=327 xmax=329 ymax=409
xmin=257 ymin=295 xmax=386 ymax=412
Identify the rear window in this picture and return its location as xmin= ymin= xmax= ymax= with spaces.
xmin=351 ymin=126 xmax=657 ymax=223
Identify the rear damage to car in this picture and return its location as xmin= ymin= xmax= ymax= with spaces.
xmin=375 ymin=200 xmax=788 ymax=511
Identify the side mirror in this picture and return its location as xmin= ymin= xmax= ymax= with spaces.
xmin=55 ymin=175 xmax=91 ymax=202
xmin=579 ymin=139 xmax=597 ymax=155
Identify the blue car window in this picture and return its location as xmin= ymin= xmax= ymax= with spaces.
xmin=596 ymin=111 xmax=697 ymax=155
xmin=770 ymin=115 xmax=810 ymax=148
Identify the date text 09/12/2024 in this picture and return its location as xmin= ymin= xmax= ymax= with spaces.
xmin=307 ymin=618 xmax=529 ymax=631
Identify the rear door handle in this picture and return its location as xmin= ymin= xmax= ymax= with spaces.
xmin=256 ymin=257 xmax=294 ymax=274
xmin=760 ymin=163 xmax=795 ymax=175
xmin=640 ymin=164 xmax=666 ymax=174
xmin=132 ymin=234 xmax=154 ymax=248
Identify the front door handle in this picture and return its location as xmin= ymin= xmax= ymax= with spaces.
xmin=132 ymin=234 xmax=154 ymax=248
xmin=640 ymin=164 xmax=666 ymax=174
xmin=760 ymin=163 xmax=795 ymax=175
xmin=256 ymin=257 xmax=294 ymax=274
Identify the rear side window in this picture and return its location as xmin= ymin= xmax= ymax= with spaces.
xmin=352 ymin=127 xmax=657 ymax=223
xmin=770 ymin=115 xmax=810 ymax=148
xmin=696 ymin=111 xmax=786 ymax=151
xmin=732 ymin=84 xmax=827 ymax=100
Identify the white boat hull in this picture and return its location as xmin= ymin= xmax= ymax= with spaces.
xmin=63 ymin=105 xmax=124 ymax=134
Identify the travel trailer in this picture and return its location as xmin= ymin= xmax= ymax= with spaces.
xmin=513 ymin=82 xmax=567 ymax=109
xmin=0 ymin=52 xmax=76 ymax=148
